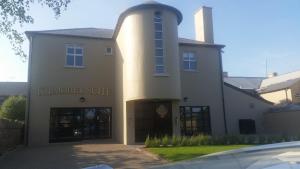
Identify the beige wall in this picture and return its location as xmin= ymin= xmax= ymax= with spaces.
xmin=115 ymin=8 xmax=181 ymax=144
xmin=179 ymin=45 xmax=225 ymax=135
xmin=264 ymin=110 xmax=300 ymax=136
xmin=224 ymin=84 xmax=272 ymax=135
xmin=291 ymin=81 xmax=300 ymax=103
xmin=116 ymin=8 xmax=181 ymax=101
xmin=260 ymin=89 xmax=292 ymax=104
xmin=28 ymin=35 xmax=115 ymax=145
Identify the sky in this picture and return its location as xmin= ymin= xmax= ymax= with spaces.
xmin=0 ymin=0 xmax=299 ymax=82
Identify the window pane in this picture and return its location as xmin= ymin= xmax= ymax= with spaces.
xmin=183 ymin=61 xmax=189 ymax=70
xmin=155 ymin=23 xmax=162 ymax=31
xmin=67 ymin=47 xmax=74 ymax=54
xmin=192 ymin=107 xmax=201 ymax=113
xmin=75 ymin=55 xmax=83 ymax=66
xmin=154 ymin=11 xmax=161 ymax=18
xmin=155 ymin=32 xmax=162 ymax=39
xmin=106 ymin=47 xmax=112 ymax=54
xmin=155 ymin=40 xmax=163 ymax=48
xmin=75 ymin=48 xmax=83 ymax=55
xmin=155 ymin=49 xmax=163 ymax=56
xmin=155 ymin=57 xmax=164 ymax=65
xmin=66 ymin=55 xmax=74 ymax=66
xmin=183 ymin=53 xmax=189 ymax=60
xmin=156 ymin=65 xmax=164 ymax=73
xmin=189 ymin=53 xmax=196 ymax=61
xmin=190 ymin=62 xmax=197 ymax=70
xmin=154 ymin=17 xmax=161 ymax=22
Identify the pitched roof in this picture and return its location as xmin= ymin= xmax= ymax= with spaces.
xmin=224 ymin=82 xmax=273 ymax=104
xmin=0 ymin=82 xmax=27 ymax=96
xmin=224 ymin=76 xmax=265 ymax=90
xmin=26 ymin=28 xmax=224 ymax=48
xmin=26 ymin=28 xmax=114 ymax=39
xmin=258 ymin=70 xmax=300 ymax=93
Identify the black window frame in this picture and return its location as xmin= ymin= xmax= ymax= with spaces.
xmin=180 ymin=106 xmax=211 ymax=136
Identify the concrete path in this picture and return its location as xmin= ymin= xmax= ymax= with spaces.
xmin=151 ymin=142 xmax=300 ymax=169
xmin=0 ymin=140 xmax=166 ymax=169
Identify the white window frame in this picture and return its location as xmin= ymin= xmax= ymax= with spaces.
xmin=154 ymin=11 xmax=166 ymax=75
xmin=65 ymin=45 xmax=84 ymax=68
xmin=183 ymin=52 xmax=197 ymax=71
xmin=105 ymin=47 xmax=113 ymax=56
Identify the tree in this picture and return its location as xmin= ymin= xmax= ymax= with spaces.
xmin=0 ymin=0 xmax=71 ymax=59
xmin=0 ymin=96 xmax=26 ymax=121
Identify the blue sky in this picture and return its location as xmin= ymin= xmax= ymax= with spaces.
xmin=0 ymin=0 xmax=299 ymax=82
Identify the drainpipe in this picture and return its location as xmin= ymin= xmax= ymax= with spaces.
xmin=25 ymin=35 xmax=33 ymax=146
xmin=218 ymin=49 xmax=228 ymax=134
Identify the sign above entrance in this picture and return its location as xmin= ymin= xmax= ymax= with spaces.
xmin=37 ymin=87 xmax=110 ymax=96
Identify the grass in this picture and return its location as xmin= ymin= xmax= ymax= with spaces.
xmin=147 ymin=145 xmax=251 ymax=161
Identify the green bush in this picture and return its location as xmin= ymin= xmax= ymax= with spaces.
xmin=0 ymin=96 xmax=26 ymax=121
xmin=171 ymin=136 xmax=181 ymax=146
xmin=145 ymin=135 xmax=152 ymax=147
xmin=161 ymin=135 xmax=170 ymax=147
xmin=180 ymin=136 xmax=189 ymax=146
xmin=144 ymin=134 xmax=300 ymax=147
xmin=153 ymin=137 xmax=161 ymax=147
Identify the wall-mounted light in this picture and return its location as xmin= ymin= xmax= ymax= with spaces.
xmin=79 ymin=97 xmax=86 ymax=103
xmin=183 ymin=97 xmax=188 ymax=102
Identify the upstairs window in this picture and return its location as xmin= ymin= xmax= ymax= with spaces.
xmin=183 ymin=52 xmax=197 ymax=71
xmin=154 ymin=11 xmax=165 ymax=74
xmin=66 ymin=45 xmax=84 ymax=67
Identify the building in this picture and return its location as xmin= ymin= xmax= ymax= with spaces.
xmin=25 ymin=1 xmax=272 ymax=146
xmin=258 ymin=70 xmax=300 ymax=104
xmin=0 ymin=82 xmax=27 ymax=105
xmin=223 ymin=73 xmax=265 ymax=94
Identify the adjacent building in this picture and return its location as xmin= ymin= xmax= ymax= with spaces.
xmin=258 ymin=70 xmax=300 ymax=104
xmin=25 ymin=1 xmax=273 ymax=146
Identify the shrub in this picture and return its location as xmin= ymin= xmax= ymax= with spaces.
xmin=153 ymin=137 xmax=161 ymax=147
xmin=144 ymin=134 xmax=300 ymax=147
xmin=198 ymin=135 xmax=211 ymax=145
xmin=258 ymin=135 xmax=266 ymax=144
xmin=189 ymin=136 xmax=198 ymax=146
xmin=171 ymin=136 xmax=180 ymax=146
xmin=145 ymin=135 xmax=152 ymax=147
xmin=180 ymin=136 xmax=189 ymax=146
xmin=0 ymin=96 xmax=26 ymax=121
xmin=161 ymin=135 xmax=170 ymax=147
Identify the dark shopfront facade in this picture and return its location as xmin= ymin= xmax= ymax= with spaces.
xmin=49 ymin=107 xmax=112 ymax=143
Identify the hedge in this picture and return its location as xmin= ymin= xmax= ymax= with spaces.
xmin=145 ymin=135 xmax=300 ymax=147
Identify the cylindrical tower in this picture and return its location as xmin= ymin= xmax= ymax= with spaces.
xmin=115 ymin=1 xmax=182 ymax=101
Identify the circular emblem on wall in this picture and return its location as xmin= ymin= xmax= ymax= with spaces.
xmin=156 ymin=104 xmax=168 ymax=118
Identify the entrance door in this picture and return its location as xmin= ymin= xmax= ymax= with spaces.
xmin=49 ymin=107 xmax=112 ymax=143
xmin=135 ymin=101 xmax=172 ymax=142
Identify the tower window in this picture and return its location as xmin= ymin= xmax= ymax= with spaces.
xmin=154 ymin=11 xmax=165 ymax=74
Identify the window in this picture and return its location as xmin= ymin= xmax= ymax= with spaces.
xmin=239 ymin=119 xmax=256 ymax=135
xmin=105 ymin=47 xmax=113 ymax=55
xmin=183 ymin=52 xmax=197 ymax=71
xmin=180 ymin=106 xmax=211 ymax=136
xmin=66 ymin=45 xmax=84 ymax=67
xmin=154 ymin=11 xmax=165 ymax=74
